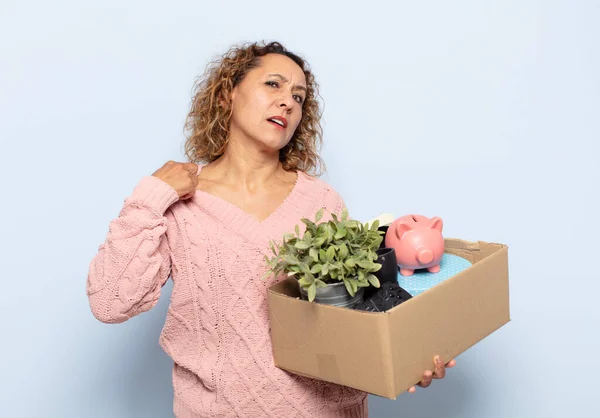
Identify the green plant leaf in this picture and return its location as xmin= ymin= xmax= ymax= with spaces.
xmin=310 ymin=264 xmax=322 ymax=274
xmin=341 ymin=207 xmax=349 ymax=222
xmin=282 ymin=254 xmax=299 ymax=265
xmin=367 ymin=274 xmax=381 ymax=288
xmin=319 ymin=249 xmax=327 ymax=262
xmin=339 ymin=243 xmax=349 ymax=259
xmin=348 ymin=219 xmax=360 ymax=229
xmin=325 ymin=224 xmax=334 ymax=242
xmin=343 ymin=278 xmax=355 ymax=296
xmin=308 ymin=282 xmax=317 ymax=302
xmin=357 ymin=259 xmax=373 ymax=269
xmin=309 ymin=247 xmax=319 ymax=262
xmin=315 ymin=207 xmax=324 ymax=222
xmin=370 ymin=263 xmax=382 ymax=272
xmin=298 ymin=275 xmax=313 ymax=287
xmin=315 ymin=279 xmax=328 ymax=288
xmin=313 ymin=237 xmax=325 ymax=247
xmin=334 ymin=226 xmax=347 ymax=240
xmin=294 ymin=241 xmax=310 ymax=250
xmin=301 ymin=218 xmax=317 ymax=234
xmin=370 ymin=219 xmax=380 ymax=231
xmin=326 ymin=246 xmax=336 ymax=262
xmin=350 ymin=278 xmax=358 ymax=293
xmin=357 ymin=277 xmax=369 ymax=287
xmin=299 ymin=262 xmax=311 ymax=274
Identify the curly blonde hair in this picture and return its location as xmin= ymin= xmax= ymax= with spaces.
xmin=183 ymin=41 xmax=325 ymax=176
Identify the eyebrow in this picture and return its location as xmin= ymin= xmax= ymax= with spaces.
xmin=268 ymin=73 xmax=307 ymax=93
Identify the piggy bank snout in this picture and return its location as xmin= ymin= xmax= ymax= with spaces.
xmin=416 ymin=247 xmax=434 ymax=265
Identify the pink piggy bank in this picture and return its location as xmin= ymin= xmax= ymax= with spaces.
xmin=384 ymin=214 xmax=445 ymax=276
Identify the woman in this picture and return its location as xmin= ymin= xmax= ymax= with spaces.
xmin=86 ymin=41 xmax=456 ymax=417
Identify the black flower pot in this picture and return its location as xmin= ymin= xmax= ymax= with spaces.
xmin=375 ymin=247 xmax=398 ymax=285
xmin=364 ymin=247 xmax=398 ymax=299
xmin=378 ymin=225 xmax=389 ymax=250
xmin=353 ymin=282 xmax=413 ymax=313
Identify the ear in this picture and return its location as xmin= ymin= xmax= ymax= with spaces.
xmin=429 ymin=217 xmax=443 ymax=231
xmin=394 ymin=222 xmax=412 ymax=240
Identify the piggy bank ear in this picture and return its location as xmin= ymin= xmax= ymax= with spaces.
xmin=394 ymin=222 xmax=412 ymax=240
xmin=429 ymin=217 xmax=443 ymax=231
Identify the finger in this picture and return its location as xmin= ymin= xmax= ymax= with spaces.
xmin=433 ymin=356 xmax=446 ymax=379
xmin=417 ymin=370 xmax=433 ymax=388
xmin=433 ymin=355 xmax=446 ymax=379
xmin=446 ymin=359 xmax=457 ymax=368
xmin=191 ymin=172 xmax=200 ymax=187
xmin=180 ymin=190 xmax=195 ymax=200
xmin=185 ymin=163 xmax=200 ymax=187
xmin=407 ymin=386 xmax=416 ymax=394
xmin=184 ymin=162 xmax=199 ymax=175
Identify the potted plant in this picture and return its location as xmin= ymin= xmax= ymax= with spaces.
xmin=264 ymin=207 xmax=384 ymax=308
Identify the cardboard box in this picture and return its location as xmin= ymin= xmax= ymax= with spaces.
xmin=267 ymin=237 xmax=510 ymax=399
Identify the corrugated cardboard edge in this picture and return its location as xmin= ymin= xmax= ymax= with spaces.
xmin=376 ymin=313 xmax=396 ymax=398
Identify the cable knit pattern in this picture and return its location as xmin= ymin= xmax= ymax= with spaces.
xmin=87 ymin=168 xmax=369 ymax=417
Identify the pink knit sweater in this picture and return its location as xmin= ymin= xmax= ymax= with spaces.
xmin=86 ymin=166 xmax=369 ymax=417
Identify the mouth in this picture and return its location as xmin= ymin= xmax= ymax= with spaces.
xmin=267 ymin=116 xmax=288 ymax=129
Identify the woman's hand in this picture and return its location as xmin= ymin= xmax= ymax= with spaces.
xmin=407 ymin=355 xmax=456 ymax=393
xmin=152 ymin=161 xmax=199 ymax=200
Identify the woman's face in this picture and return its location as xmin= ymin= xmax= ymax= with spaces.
xmin=228 ymin=53 xmax=307 ymax=153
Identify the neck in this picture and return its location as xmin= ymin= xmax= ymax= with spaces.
xmin=214 ymin=139 xmax=284 ymax=188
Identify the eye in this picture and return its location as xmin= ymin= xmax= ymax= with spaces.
xmin=293 ymin=95 xmax=305 ymax=104
xmin=266 ymin=80 xmax=279 ymax=88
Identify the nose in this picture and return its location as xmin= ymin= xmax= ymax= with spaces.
xmin=277 ymin=94 xmax=294 ymax=112
xmin=416 ymin=248 xmax=434 ymax=265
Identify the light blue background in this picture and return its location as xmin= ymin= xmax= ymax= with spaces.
xmin=1 ymin=1 xmax=598 ymax=417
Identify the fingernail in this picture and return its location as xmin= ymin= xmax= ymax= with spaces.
xmin=435 ymin=356 xmax=442 ymax=365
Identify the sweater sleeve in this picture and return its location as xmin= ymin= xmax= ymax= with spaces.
xmin=86 ymin=176 xmax=180 ymax=324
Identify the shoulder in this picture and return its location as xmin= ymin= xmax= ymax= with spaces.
xmin=298 ymin=171 xmax=347 ymax=212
